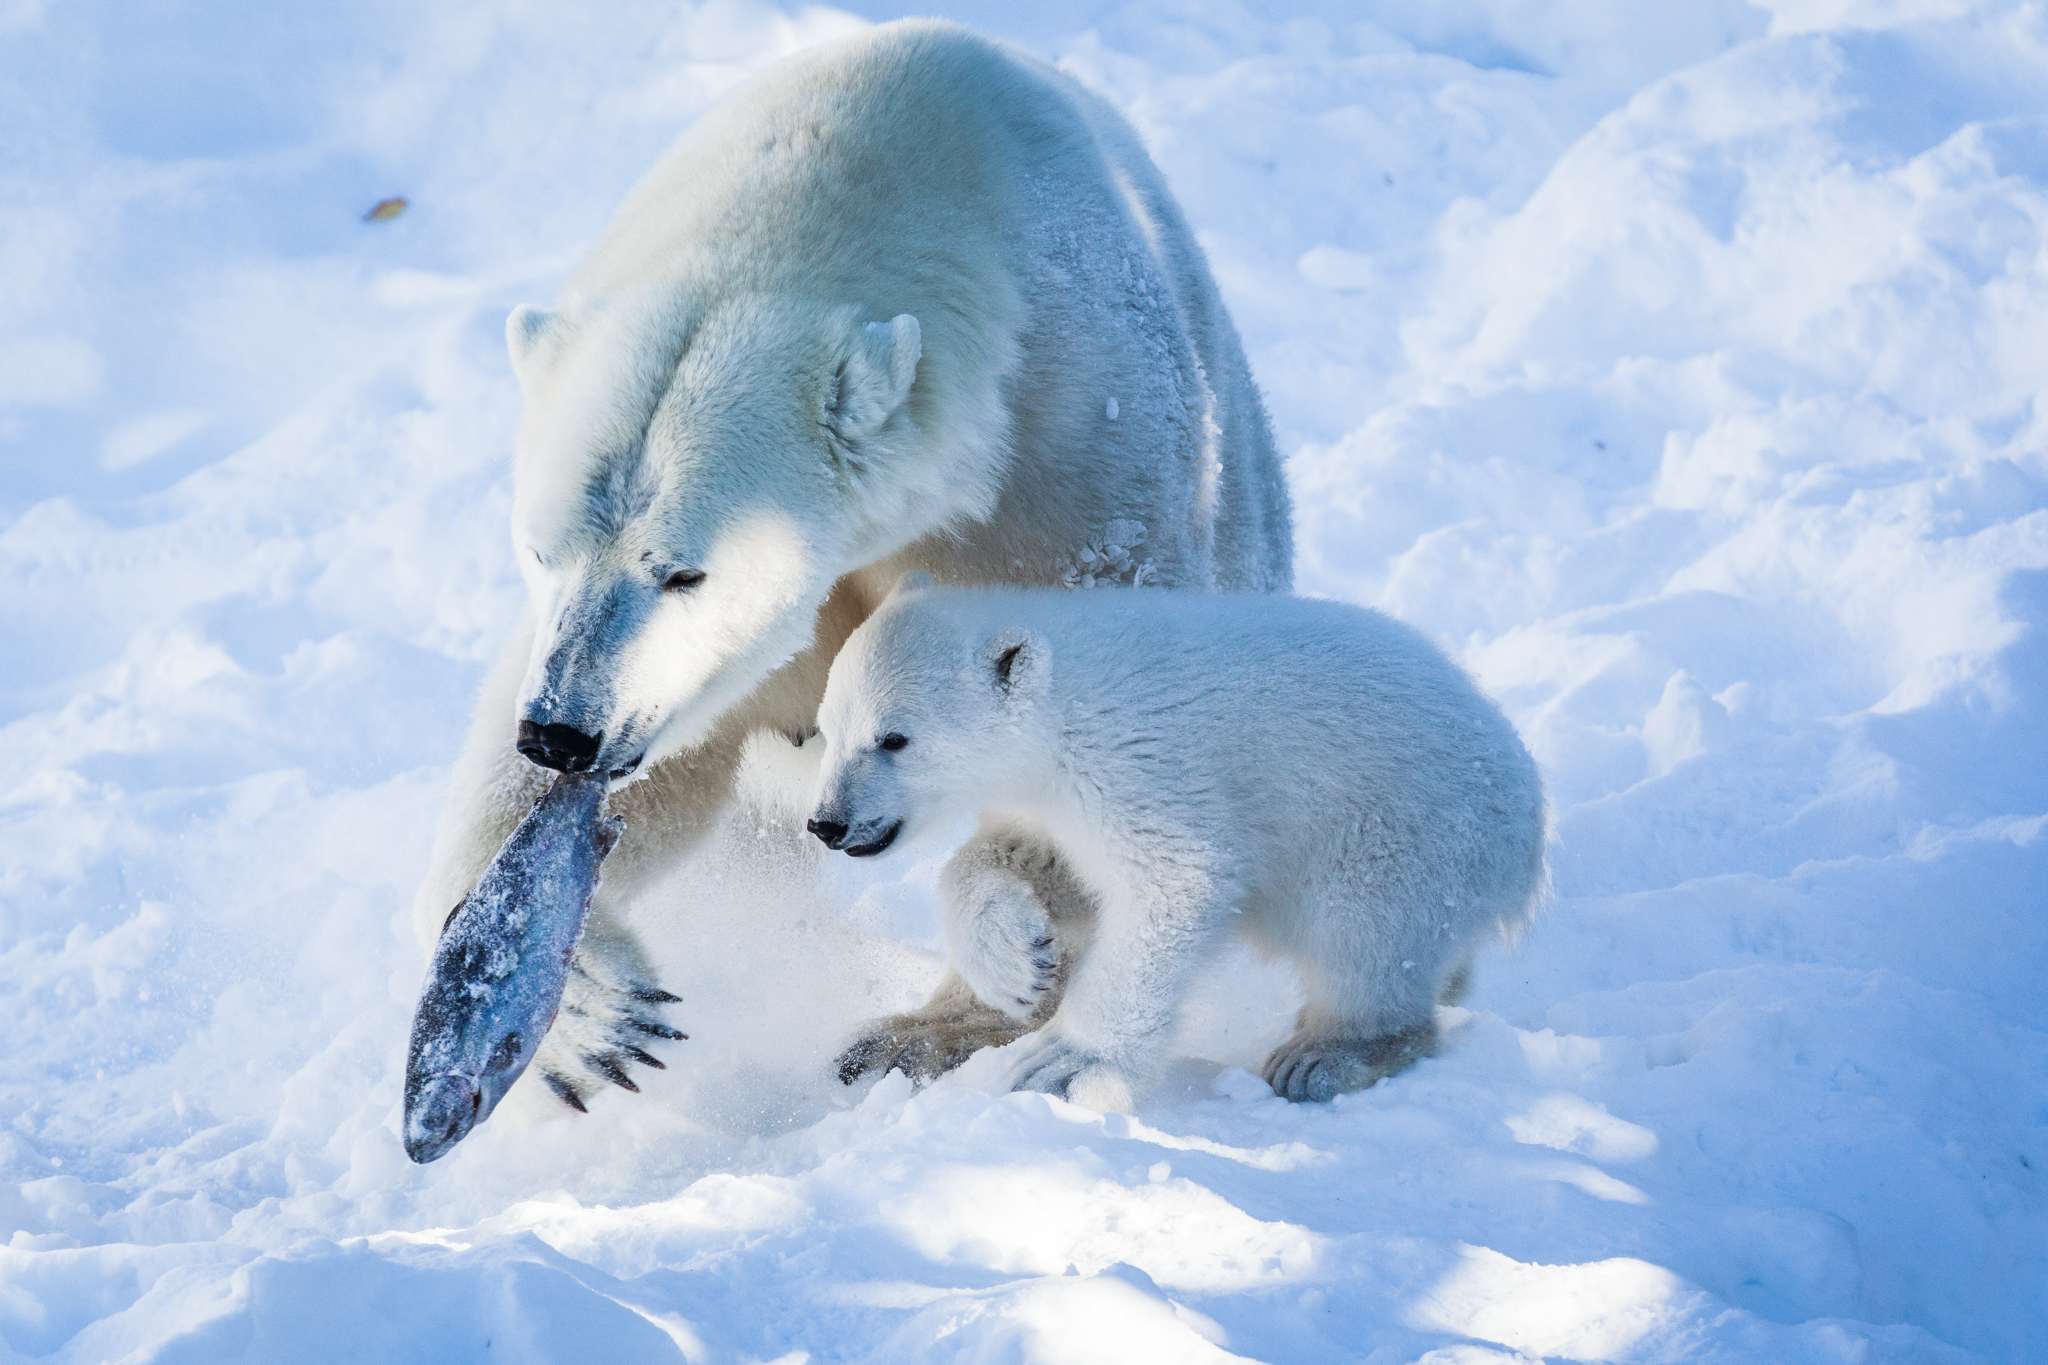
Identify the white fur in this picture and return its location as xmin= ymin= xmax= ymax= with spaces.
xmin=811 ymin=585 xmax=1547 ymax=1109
xmin=412 ymin=21 xmax=1290 ymax=1104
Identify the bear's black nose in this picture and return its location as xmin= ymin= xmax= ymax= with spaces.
xmin=517 ymin=720 xmax=603 ymax=772
xmin=806 ymin=817 xmax=849 ymax=849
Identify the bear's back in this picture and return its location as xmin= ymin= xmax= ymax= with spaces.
xmin=571 ymin=22 xmax=1082 ymax=304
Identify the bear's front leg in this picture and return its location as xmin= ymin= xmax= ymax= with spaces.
xmin=416 ymin=621 xmax=771 ymax=1112
xmin=833 ymin=967 xmax=1035 ymax=1085
xmin=412 ymin=619 xmax=679 ymax=1109
xmin=523 ymin=722 xmax=769 ymax=1107
xmin=529 ymin=899 xmax=687 ymax=1110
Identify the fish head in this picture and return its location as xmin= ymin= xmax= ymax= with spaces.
xmin=404 ymin=1073 xmax=482 ymax=1164
xmin=404 ymin=1018 xmax=539 ymax=1164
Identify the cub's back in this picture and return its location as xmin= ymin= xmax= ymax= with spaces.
xmin=1042 ymin=592 xmax=1490 ymax=734
xmin=1018 ymin=591 xmax=1538 ymax=842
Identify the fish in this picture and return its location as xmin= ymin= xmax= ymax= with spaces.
xmin=403 ymin=770 xmax=624 ymax=1164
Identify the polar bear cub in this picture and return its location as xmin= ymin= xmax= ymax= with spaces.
xmin=808 ymin=579 xmax=1546 ymax=1109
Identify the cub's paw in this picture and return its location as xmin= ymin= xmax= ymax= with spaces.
xmin=944 ymin=858 xmax=1061 ymax=1021
xmin=1260 ymin=1024 xmax=1435 ymax=1103
xmin=532 ymin=960 xmax=688 ymax=1112
xmin=955 ymin=926 xmax=1060 ymax=1021
xmin=834 ymin=1005 xmax=1026 ymax=1086
xmin=1007 ymin=1035 xmax=1135 ymax=1112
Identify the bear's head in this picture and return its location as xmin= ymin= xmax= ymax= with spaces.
xmin=501 ymin=286 xmax=939 ymax=778
xmin=808 ymin=579 xmax=1051 ymax=857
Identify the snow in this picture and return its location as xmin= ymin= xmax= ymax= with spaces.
xmin=2 ymin=0 xmax=2044 ymax=1360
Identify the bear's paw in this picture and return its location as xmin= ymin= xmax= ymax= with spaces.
xmin=1260 ymin=1025 xmax=1436 ymax=1103
xmin=530 ymin=959 xmax=688 ymax=1111
xmin=834 ymin=999 xmax=1027 ymax=1087
xmin=1008 ymin=1034 xmax=1135 ymax=1113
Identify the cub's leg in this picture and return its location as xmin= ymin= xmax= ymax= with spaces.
xmin=942 ymin=824 xmax=1080 ymax=1019
xmin=1009 ymin=854 xmax=1223 ymax=1111
xmin=1259 ymin=894 xmax=1454 ymax=1103
xmin=1261 ymin=1019 xmax=1438 ymax=1104
xmin=834 ymin=823 xmax=1090 ymax=1084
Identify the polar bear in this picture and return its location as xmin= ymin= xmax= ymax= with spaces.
xmin=807 ymin=582 xmax=1547 ymax=1108
xmin=410 ymin=20 xmax=1291 ymax=1107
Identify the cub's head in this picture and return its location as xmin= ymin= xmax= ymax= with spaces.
xmin=503 ymin=287 xmax=932 ymax=779
xmin=808 ymin=579 xmax=1050 ymax=857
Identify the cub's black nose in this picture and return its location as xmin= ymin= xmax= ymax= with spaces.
xmin=806 ymin=817 xmax=849 ymax=849
xmin=517 ymin=720 xmax=603 ymax=772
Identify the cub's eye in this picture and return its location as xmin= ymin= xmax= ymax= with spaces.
xmin=879 ymin=732 xmax=909 ymax=752
xmin=663 ymin=568 xmax=706 ymax=592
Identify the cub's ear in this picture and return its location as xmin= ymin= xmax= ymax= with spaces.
xmin=981 ymin=626 xmax=1049 ymax=705
xmin=827 ymin=313 xmax=921 ymax=446
xmin=506 ymin=305 xmax=557 ymax=390
xmin=888 ymin=570 xmax=935 ymax=601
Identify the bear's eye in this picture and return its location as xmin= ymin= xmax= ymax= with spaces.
xmin=879 ymin=732 xmax=909 ymax=752
xmin=663 ymin=568 xmax=706 ymax=592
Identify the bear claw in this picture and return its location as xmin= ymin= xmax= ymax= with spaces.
xmin=586 ymin=1054 xmax=641 ymax=1092
xmin=542 ymin=1070 xmax=588 ymax=1113
xmin=630 ymin=986 xmax=683 ymax=1004
xmin=531 ymin=962 xmax=686 ymax=1106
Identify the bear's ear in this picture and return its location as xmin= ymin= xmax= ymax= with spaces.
xmin=887 ymin=570 xmax=935 ymax=601
xmin=506 ymin=305 xmax=557 ymax=390
xmin=827 ymin=313 xmax=921 ymax=446
xmin=981 ymin=625 xmax=1048 ymax=706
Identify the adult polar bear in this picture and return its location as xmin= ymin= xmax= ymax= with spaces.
xmin=412 ymin=20 xmax=1291 ymax=1108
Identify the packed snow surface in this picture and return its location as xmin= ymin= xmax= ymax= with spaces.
xmin=3 ymin=1 xmax=2045 ymax=1360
